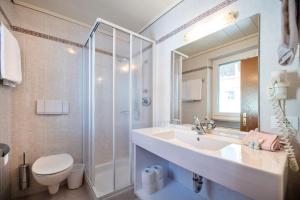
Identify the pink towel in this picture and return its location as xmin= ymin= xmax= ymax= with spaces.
xmin=242 ymin=130 xmax=281 ymax=151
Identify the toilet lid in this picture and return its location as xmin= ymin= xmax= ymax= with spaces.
xmin=32 ymin=154 xmax=73 ymax=175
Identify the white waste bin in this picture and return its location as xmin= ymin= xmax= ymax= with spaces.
xmin=67 ymin=163 xmax=84 ymax=189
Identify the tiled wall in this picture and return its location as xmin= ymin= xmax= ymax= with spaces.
xmin=0 ymin=7 xmax=12 ymax=200
xmin=0 ymin=0 xmax=90 ymax=198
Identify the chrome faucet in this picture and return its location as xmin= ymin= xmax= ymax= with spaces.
xmin=192 ymin=116 xmax=206 ymax=135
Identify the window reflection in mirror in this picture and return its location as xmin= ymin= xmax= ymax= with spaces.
xmin=218 ymin=61 xmax=241 ymax=114
xmin=170 ymin=14 xmax=260 ymax=132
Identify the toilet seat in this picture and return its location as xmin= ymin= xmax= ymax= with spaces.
xmin=32 ymin=153 xmax=73 ymax=175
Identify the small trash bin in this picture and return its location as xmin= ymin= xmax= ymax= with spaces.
xmin=67 ymin=163 xmax=84 ymax=189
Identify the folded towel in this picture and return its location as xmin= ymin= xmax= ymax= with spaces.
xmin=278 ymin=0 xmax=299 ymax=65
xmin=242 ymin=130 xmax=281 ymax=151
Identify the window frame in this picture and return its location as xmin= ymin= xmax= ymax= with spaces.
xmin=212 ymin=50 xmax=258 ymax=122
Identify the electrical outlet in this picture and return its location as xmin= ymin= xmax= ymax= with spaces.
xmin=271 ymin=116 xmax=299 ymax=131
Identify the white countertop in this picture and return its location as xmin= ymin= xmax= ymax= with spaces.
xmin=132 ymin=127 xmax=288 ymax=200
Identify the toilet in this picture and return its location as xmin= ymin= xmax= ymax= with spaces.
xmin=32 ymin=153 xmax=74 ymax=194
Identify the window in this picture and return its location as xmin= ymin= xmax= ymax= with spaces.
xmin=212 ymin=50 xmax=258 ymax=122
xmin=218 ymin=61 xmax=241 ymax=113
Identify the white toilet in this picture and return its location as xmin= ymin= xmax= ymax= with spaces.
xmin=32 ymin=153 xmax=74 ymax=194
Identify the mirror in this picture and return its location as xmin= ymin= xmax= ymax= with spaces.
xmin=170 ymin=14 xmax=260 ymax=132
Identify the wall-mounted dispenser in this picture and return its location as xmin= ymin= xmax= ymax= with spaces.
xmin=0 ymin=22 xmax=22 ymax=87
xmin=269 ymin=70 xmax=299 ymax=172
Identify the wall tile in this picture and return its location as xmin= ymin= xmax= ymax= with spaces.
xmin=0 ymin=3 xmax=87 ymax=198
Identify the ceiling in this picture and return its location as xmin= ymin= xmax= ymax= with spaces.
xmin=15 ymin=0 xmax=182 ymax=32
xmin=177 ymin=15 xmax=259 ymax=57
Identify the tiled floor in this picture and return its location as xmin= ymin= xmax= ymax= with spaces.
xmin=17 ymin=185 xmax=137 ymax=200
xmin=17 ymin=185 xmax=91 ymax=200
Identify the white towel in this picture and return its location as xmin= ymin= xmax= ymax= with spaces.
xmin=0 ymin=23 xmax=22 ymax=84
xmin=278 ymin=0 xmax=299 ymax=65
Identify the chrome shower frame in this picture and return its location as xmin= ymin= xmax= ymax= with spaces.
xmin=83 ymin=18 xmax=156 ymax=199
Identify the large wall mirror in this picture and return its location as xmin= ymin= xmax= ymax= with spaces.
xmin=170 ymin=14 xmax=260 ymax=132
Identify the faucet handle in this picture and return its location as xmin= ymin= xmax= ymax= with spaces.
xmin=193 ymin=116 xmax=200 ymax=125
xmin=207 ymin=120 xmax=216 ymax=129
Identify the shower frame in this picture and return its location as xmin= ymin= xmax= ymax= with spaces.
xmin=83 ymin=18 xmax=156 ymax=198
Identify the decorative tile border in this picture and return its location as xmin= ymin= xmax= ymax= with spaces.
xmin=0 ymin=5 xmax=85 ymax=48
xmin=156 ymin=0 xmax=239 ymax=44
xmin=0 ymin=5 xmax=12 ymax=27
xmin=11 ymin=26 xmax=84 ymax=48
xmin=11 ymin=25 xmax=150 ymax=58
xmin=1 ymin=0 xmax=239 ymax=53
xmin=182 ymin=66 xmax=212 ymax=74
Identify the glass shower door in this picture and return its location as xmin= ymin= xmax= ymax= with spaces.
xmin=132 ymin=36 xmax=153 ymax=129
xmin=93 ymin=24 xmax=114 ymax=196
xmin=115 ymin=29 xmax=131 ymax=190
xmin=83 ymin=37 xmax=93 ymax=184
xmin=170 ymin=51 xmax=183 ymax=124
xmin=83 ymin=19 xmax=154 ymax=198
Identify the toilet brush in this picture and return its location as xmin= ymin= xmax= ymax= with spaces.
xmin=19 ymin=152 xmax=30 ymax=190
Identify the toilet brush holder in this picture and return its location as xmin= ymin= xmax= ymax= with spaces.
xmin=19 ymin=152 xmax=30 ymax=190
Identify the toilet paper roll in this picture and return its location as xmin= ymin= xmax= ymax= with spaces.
xmin=157 ymin=178 xmax=164 ymax=190
xmin=142 ymin=182 xmax=156 ymax=194
xmin=141 ymin=167 xmax=155 ymax=184
xmin=151 ymin=165 xmax=163 ymax=180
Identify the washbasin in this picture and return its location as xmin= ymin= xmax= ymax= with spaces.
xmin=153 ymin=130 xmax=230 ymax=151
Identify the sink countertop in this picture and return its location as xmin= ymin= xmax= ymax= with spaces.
xmin=132 ymin=126 xmax=288 ymax=200
xmin=133 ymin=127 xmax=287 ymax=175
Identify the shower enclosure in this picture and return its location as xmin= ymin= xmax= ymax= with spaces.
xmin=83 ymin=18 xmax=155 ymax=198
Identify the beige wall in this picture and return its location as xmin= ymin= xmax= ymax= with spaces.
xmin=0 ymin=7 xmax=12 ymax=200
xmin=0 ymin=0 xmax=89 ymax=198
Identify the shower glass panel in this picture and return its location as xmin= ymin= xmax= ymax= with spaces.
xmin=132 ymin=36 xmax=153 ymax=129
xmin=94 ymin=24 xmax=114 ymax=196
xmin=115 ymin=29 xmax=131 ymax=190
xmin=170 ymin=51 xmax=182 ymax=124
xmin=83 ymin=19 xmax=155 ymax=199
xmin=83 ymin=38 xmax=92 ymax=182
